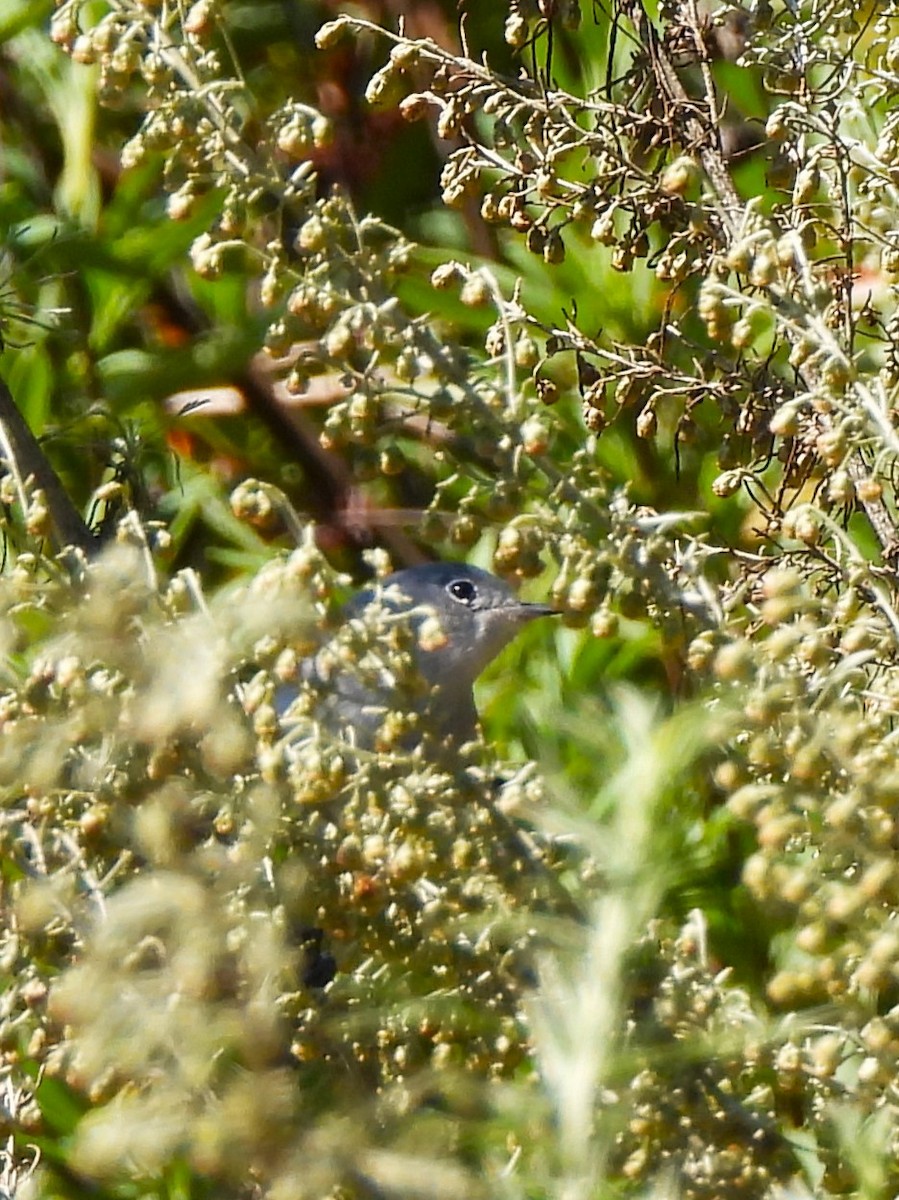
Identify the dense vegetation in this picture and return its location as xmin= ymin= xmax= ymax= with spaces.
xmin=4 ymin=1 xmax=899 ymax=1197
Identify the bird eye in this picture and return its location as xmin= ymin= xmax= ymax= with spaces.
xmin=447 ymin=578 xmax=478 ymax=605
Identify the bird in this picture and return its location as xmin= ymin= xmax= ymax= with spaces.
xmin=279 ymin=562 xmax=560 ymax=988
xmin=280 ymin=561 xmax=557 ymax=750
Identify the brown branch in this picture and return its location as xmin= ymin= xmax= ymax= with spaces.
xmin=0 ymin=376 xmax=98 ymax=557
xmin=845 ymin=453 xmax=899 ymax=564
xmin=626 ymin=0 xmax=742 ymax=235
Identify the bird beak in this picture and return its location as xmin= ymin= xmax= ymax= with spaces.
xmin=516 ymin=601 xmax=560 ymax=621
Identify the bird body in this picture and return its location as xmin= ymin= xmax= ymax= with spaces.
xmin=281 ymin=562 xmax=555 ymax=748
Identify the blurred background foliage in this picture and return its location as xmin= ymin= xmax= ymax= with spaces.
xmin=4 ymin=0 xmax=899 ymax=1198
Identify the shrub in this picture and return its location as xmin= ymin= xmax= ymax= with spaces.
xmin=4 ymin=1 xmax=899 ymax=1197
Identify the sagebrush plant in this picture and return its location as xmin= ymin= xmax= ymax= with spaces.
xmin=3 ymin=0 xmax=899 ymax=1196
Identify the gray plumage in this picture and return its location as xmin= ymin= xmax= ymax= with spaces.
xmin=281 ymin=561 xmax=555 ymax=748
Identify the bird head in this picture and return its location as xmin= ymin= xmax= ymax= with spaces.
xmin=349 ymin=561 xmax=556 ymax=694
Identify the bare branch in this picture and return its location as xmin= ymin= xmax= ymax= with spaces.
xmin=0 ymin=377 xmax=98 ymax=557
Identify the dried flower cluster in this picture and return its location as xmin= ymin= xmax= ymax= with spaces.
xmin=0 ymin=525 xmax=581 ymax=1192
xmin=686 ymin=556 xmax=899 ymax=1188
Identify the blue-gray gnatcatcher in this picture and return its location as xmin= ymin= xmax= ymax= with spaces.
xmin=283 ymin=562 xmax=561 ymax=987
xmin=283 ymin=561 xmax=556 ymax=748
